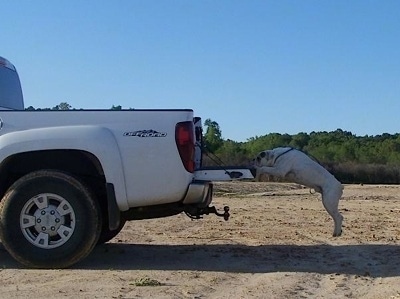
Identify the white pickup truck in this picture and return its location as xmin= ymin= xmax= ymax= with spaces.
xmin=0 ymin=56 xmax=254 ymax=268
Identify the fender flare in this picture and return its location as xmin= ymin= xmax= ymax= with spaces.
xmin=0 ymin=125 xmax=129 ymax=210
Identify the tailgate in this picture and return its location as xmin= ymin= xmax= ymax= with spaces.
xmin=194 ymin=166 xmax=256 ymax=181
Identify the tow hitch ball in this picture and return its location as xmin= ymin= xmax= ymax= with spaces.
xmin=210 ymin=206 xmax=230 ymax=221
xmin=185 ymin=206 xmax=230 ymax=221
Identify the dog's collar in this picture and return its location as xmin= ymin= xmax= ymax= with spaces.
xmin=273 ymin=147 xmax=295 ymax=164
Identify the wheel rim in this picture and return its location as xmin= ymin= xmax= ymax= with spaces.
xmin=20 ymin=193 xmax=76 ymax=249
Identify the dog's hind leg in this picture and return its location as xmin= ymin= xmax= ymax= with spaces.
xmin=321 ymin=184 xmax=344 ymax=237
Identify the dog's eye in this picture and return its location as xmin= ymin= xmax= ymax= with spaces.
xmin=260 ymin=152 xmax=266 ymax=158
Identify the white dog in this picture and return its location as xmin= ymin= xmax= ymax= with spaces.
xmin=254 ymin=147 xmax=343 ymax=237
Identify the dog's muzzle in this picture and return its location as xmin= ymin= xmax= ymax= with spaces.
xmin=252 ymin=157 xmax=261 ymax=167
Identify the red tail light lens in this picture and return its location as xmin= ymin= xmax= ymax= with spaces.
xmin=175 ymin=121 xmax=195 ymax=173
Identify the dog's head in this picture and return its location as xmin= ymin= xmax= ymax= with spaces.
xmin=254 ymin=150 xmax=275 ymax=167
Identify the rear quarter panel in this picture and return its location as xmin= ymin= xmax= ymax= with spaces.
xmin=112 ymin=111 xmax=196 ymax=207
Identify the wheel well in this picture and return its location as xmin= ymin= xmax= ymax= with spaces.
xmin=0 ymin=150 xmax=107 ymax=209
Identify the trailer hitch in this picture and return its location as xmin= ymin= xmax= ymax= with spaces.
xmin=210 ymin=206 xmax=230 ymax=220
xmin=185 ymin=205 xmax=230 ymax=221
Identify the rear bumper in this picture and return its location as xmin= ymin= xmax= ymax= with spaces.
xmin=182 ymin=180 xmax=213 ymax=207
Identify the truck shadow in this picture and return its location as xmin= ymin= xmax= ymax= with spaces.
xmin=1 ymin=243 xmax=399 ymax=277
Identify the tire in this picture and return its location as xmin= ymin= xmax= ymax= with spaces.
xmin=0 ymin=170 xmax=102 ymax=269
xmin=97 ymin=216 xmax=126 ymax=245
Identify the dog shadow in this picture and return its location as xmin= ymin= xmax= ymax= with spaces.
xmin=1 ymin=242 xmax=399 ymax=277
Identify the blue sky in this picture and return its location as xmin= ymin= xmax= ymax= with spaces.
xmin=1 ymin=1 xmax=399 ymax=141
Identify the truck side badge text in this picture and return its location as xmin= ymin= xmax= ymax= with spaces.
xmin=124 ymin=130 xmax=167 ymax=137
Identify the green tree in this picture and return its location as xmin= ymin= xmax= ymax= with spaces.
xmin=203 ymin=119 xmax=223 ymax=153
xmin=216 ymin=140 xmax=250 ymax=166
xmin=52 ymin=102 xmax=72 ymax=110
xmin=111 ymin=105 xmax=122 ymax=110
xmin=289 ymin=132 xmax=310 ymax=150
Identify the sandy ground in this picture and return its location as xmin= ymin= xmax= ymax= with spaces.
xmin=1 ymin=182 xmax=400 ymax=299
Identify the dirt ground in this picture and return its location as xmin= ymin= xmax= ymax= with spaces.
xmin=1 ymin=182 xmax=400 ymax=299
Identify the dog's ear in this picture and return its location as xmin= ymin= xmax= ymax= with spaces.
xmin=266 ymin=151 xmax=274 ymax=162
xmin=256 ymin=151 xmax=265 ymax=163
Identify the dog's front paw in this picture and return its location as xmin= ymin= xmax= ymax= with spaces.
xmin=332 ymin=229 xmax=342 ymax=237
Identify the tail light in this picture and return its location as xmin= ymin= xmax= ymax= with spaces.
xmin=175 ymin=121 xmax=195 ymax=173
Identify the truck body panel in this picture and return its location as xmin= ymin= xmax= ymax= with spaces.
xmin=0 ymin=110 xmax=196 ymax=210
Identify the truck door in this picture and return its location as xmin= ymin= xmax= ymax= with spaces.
xmin=0 ymin=56 xmax=24 ymax=110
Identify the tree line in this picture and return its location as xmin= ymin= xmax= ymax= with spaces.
xmin=25 ymin=102 xmax=125 ymax=111
xmin=203 ymin=119 xmax=400 ymax=184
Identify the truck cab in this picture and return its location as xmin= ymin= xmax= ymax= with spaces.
xmin=0 ymin=56 xmax=24 ymax=110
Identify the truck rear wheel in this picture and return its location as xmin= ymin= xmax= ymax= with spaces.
xmin=0 ymin=170 xmax=101 ymax=268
